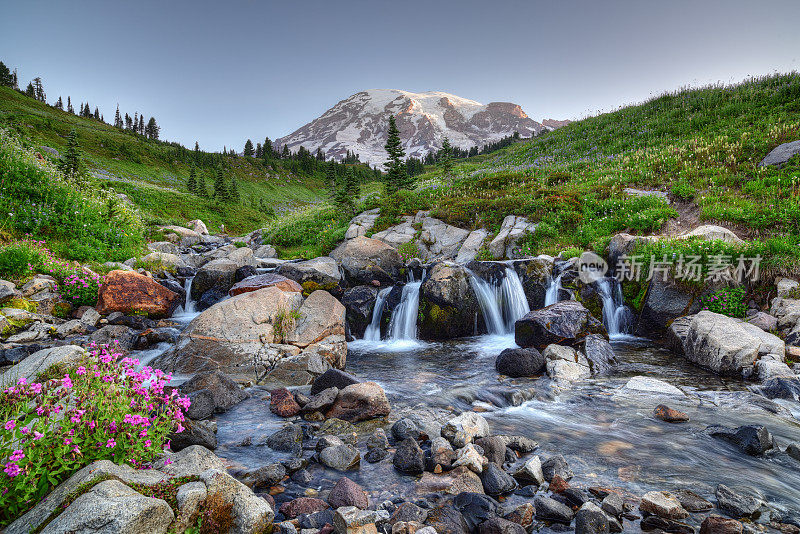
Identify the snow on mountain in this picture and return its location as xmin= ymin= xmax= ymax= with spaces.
xmin=275 ymin=89 xmax=563 ymax=167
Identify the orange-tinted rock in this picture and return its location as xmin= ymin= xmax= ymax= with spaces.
xmin=549 ymin=474 xmax=570 ymax=494
xmin=229 ymin=273 xmax=303 ymax=296
xmin=325 ymin=382 xmax=390 ymax=422
xmin=278 ymin=497 xmax=329 ymax=518
xmin=654 ymin=404 xmax=689 ymax=423
xmin=96 ymin=270 xmax=181 ymax=319
xmin=270 ymin=388 xmax=301 ymax=417
xmin=700 ymin=515 xmax=743 ymax=534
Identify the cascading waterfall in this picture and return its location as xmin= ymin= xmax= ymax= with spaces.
xmin=595 ymin=277 xmax=633 ymax=337
xmin=386 ymin=274 xmax=423 ymax=341
xmin=544 ymin=273 xmax=563 ymax=307
xmin=468 ymin=266 xmax=530 ymax=336
xmin=363 ymin=287 xmax=391 ymax=341
xmin=174 ymin=276 xmax=198 ymax=320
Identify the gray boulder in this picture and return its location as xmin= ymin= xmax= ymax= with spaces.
xmin=495 ymin=347 xmax=545 ymax=377
xmin=330 ymin=236 xmax=405 ymax=285
xmin=419 ymin=262 xmax=480 ymax=339
xmin=277 ymin=256 xmax=341 ymax=287
xmin=758 ymin=140 xmax=800 ymax=168
xmin=515 ymin=301 xmax=607 ymax=349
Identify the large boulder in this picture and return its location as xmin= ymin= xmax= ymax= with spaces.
xmin=278 ymin=257 xmax=342 ymax=288
xmin=141 ymin=251 xmax=186 ymax=270
xmin=180 ymin=371 xmax=249 ymax=412
xmin=0 ymin=345 xmax=84 ymax=387
xmin=512 ymin=257 xmax=553 ymax=309
xmin=160 ymin=225 xmax=201 ymax=246
xmin=326 ymin=382 xmax=391 ymax=422
xmin=758 ymin=140 xmax=800 ymax=168
xmin=416 ymin=215 xmax=471 ymax=262
xmin=345 ymin=208 xmax=380 ymax=239
xmin=495 ymin=347 xmax=545 ymax=377
xmin=638 ymin=276 xmax=701 ymax=335
xmin=341 ymin=286 xmax=379 ymax=338
xmin=152 ymin=286 xmax=303 ymax=379
xmin=41 ymin=480 xmax=174 ymax=534
xmin=229 ymin=273 xmax=303 ymax=296
xmin=372 ymin=216 xmax=416 ymax=249
xmin=680 ymin=225 xmax=744 ymax=245
xmin=191 ymin=258 xmax=238 ymax=301
xmin=286 ymin=290 xmax=346 ymax=348
xmin=201 ymin=469 xmax=275 ymax=532
xmin=489 ymin=215 xmax=536 ymax=259
xmin=96 ymin=270 xmax=181 ymax=319
xmin=330 ymin=237 xmax=405 ymax=285
xmin=455 ymin=229 xmax=490 ymax=264
xmin=515 ymin=301 xmax=607 ymax=349
xmin=682 ymin=311 xmax=785 ymax=376
xmin=419 ymin=262 xmax=479 ymax=340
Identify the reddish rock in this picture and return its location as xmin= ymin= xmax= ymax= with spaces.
xmin=318 ymin=524 xmax=335 ymax=534
xmin=278 ymin=497 xmax=329 ymax=518
xmin=270 ymin=388 xmax=301 ymax=417
xmin=325 ymin=382 xmax=391 ymax=422
xmin=229 ymin=273 xmax=303 ymax=296
xmin=654 ymin=404 xmax=689 ymax=423
xmin=328 ymin=476 xmax=369 ymax=509
xmin=96 ymin=270 xmax=181 ymax=319
xmin=504 ymin=502 xmax=535 ymax=528
xmin=548 ymin=474 xmax=570 ymax=494
xmin=700 ymin=515 xmax=743 ymax=534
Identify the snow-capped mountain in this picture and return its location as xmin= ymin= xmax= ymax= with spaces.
xmin=275 ymin=89 xmax=565 ymax=166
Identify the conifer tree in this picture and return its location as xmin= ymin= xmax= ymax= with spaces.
xmin=244 ymin=139 xmax=254 ymax=157
xmin=94 ymin=107 xmax=100 ymax=120
xmin=194 ymin=141 xmax=200 ymax=152
xmin=145 ymin=117 xmax=159 ymax=139
xmin=187 ymin=167 xmax=197 ymax=193
xmin=263 ymin=137 xmax=273 ymax=162
xmin=114 ymin=105 xmax=122 ymax=127
xmin=326 ymin=163 xmax=337 ymax=200
xmin=59 ymin=129 xmax=84 ymax=181
xmin=281 ymin=145 xmax=290 ymax=159
xmin=0 ymin=62 xmax=13 ymax=87
xmin=196 ymin=173 xmax=207 ymax=197
xmin=345 ymin=167 xmax=360 ymax=206
xmin=213 ymin=167 xmax=228 ymax=200
xmin=67 ymin=96 xmax=74 ymax=114
xmin=383 ymin=115 xmax=407 ymax=195
xmin=32 ymin=77 xmax=45 ymax=102
xmin=256 ymin=142 xmax=262 ymax=158
xmin=25 ymin=82 xmax=35 ymax=98
xmin=229 ymin=177 xmax=240 ymax=202
xmin=133 ymin=112 xmax=138 ymax=131
xmin=439 ymin=136 xmax=454 ymax=177
xmin=54 ymin=96 xmax=63 ymax=110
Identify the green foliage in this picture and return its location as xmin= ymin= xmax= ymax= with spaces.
xmin=397 ymin=240 xmax=418 ymax=262
xmin=670 ymin=180 xmax=696 ymax=200
xmin=262 ymin=205 xmax=349 ymax=258
xmin=0 ymin=242 xmax=43 ymax=278
xmin=701 ymin=286 xmax=747 ymax=318
xmin=384 ymin=115 xmax=411 ymax=195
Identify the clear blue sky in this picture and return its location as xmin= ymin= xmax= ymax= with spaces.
xmin=2 ymin=0 xmax=798 ymax=151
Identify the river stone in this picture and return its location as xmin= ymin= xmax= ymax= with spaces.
xmin=700 ymin=515 xmax=744 ymax=534
xmin=673 ymin=489 xmax=713 ymax=512
xmin=638 ymin=276 xmax=701 ymax=335
xmin=180 ymin=371 xmax=249 ymax=412
xmin=431 ymin=436 xmax=455 ymax=468
xmin=653 ymin=404 xmax=689 ymax=423
xmin=576 ymin=501 xmax=610 ymax=534
xmin=442 ymin=412 xmax=490 ymax=448
xmin=683 ymin=311 xmax=785 ymax=376
xmin=280 ymin=497 xmax=330 ymax=518
xmin=319 ymin=418 xmax=359 ymax=444
xmin=600 ymin=493 xmax=624 ymax=518
xmin=480 ymin=463 xmax=517 ymax=496
xmin=95 ymin=270 xmax=181 ymax=318
xmin=513 ymin=455 xmax=545 ymax=485
xmin=201 ymin=468 xmax=275 ymax=532
xmin=312 ymin=369 xmax=361 ymax=395
xmin=535 ymin=495 xmax=574 ymax=524
xmin=341 ymin=286 xmax=379 ymax=338
xmin=394 ymin=438 xmax=426 ymax=474
xmin=326 ymin=382 xmax=390 ymax=422
xmin=515 ymin=300 xmax=607 ymax=349
xmin=758 ymin=139 xmax=800 ymax=167
xmin=503 ymin=502 xmax=535 ymax=529
xmin=240 ymin=463 xmax=287 ymax=489
xmin=419 ymin=262 xmax=480 ymax=340
xmin=270 ymin=387 xmax=301 ymax=417
xmin=474 ymin=437 xmax=507 ymax=466
xmin=266 ymin=423 xmax=303 ymax=452
xmin=286 ymin=290 xmax=346 ymax=349
xmin=497 ymin=435 xmax=538 ymax=453
xmin=478 ymin=516 xmax=525 ymax=534
xmin=42 ymin=479 xmax=174 ymax=534
xmin=320 ymin=443 xmax=361 ymax=470
xmin=174 ymin=481 xmax=207 ymax=532
xmin=367 ymin=428 xmax=389 ymax=450
xmin=715 ymin=484 xmax=762 ymax=518
xmin=761 ymin=377 xmax=800 ymax=401
xmin=329 ymin=477 xmax=369 ymax=509
xmin=170 ymin=419 xmax=217 ymax=451
xmin=787 ymin=443 xmax=800 ymax=461
xmin=278 ymin=256 xmax=341 ymax=287
xmin=746 ymin=311 xmax=778 ymax=332
xmin=391 ymin=503 xmax=428 ymax=527
xmin=708 ymin=425 xmax=775 ymax=456
xmin=0 ymin=345 xmax=84 ymax=387
xmin=452 ymin=443 xmax=488 ymax=473
xmin=622 ymin=376 xmax=684 ymax=396
xmin=541 ymin=455 xmax=573 ymax=481
xmin=452 ymin=492 xmax=497 ymax=531
xmin=425 ymin=504 xmax=470 ymax=534
xmin=330 ymin=236 xmax=405 ymax=285
xmin=417 ymin=465 xmax=484 ymax=495
xmin=639 ymin=491 xmax=689 ymax=520
xmin=229 ymin=273 xmax=303 ymax=296
xmin=495 ymin=347 xmax=545 ymax=377
xmin=303 ymin=386 xmax=339 ymax=414
xmin=191 ymin=258 xmax=238 ymax=300
xmin=582 ymin=334 xmax=616 ymax=375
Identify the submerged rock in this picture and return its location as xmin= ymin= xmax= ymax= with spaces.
xmin=639 ymin=491 xmax=689 ymax=520
xmin=495 ymin=347 xmax=545 ymax=377
xmin=715 ymin=484 xmax=763 ymax=519
xmin=707 ymin=425 xmax=776 ymax=456
xmin=442 ymin=412 xmax=490 ymax=448
xmin=653 ymin=404 xmax=689 ymax=423
xmin=326 ymin=382 xmax=391 ymax=422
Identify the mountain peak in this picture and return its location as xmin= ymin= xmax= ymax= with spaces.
xmin=276 ymin=89 xmax=563 ymax=166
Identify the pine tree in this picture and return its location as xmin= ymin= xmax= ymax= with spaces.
xmin=263 ymin=137 xmax=273 ymax=162
xmin=67 ymin=96 xmax=74 ymax=114
xmin=213 ymin=167 xmax=228 ymax=200
xmin=196 ymin=173 xmax=207 ymax=197
xmin=114 ymin=105 xmax=122 ymax=128
xmin=383 ymin=115 xmax=407 ymax=195
xmin=145 ymin=117 xmax=159 ymax=139
xmin=439 ymin=136 xmax=454 ymax=177
xmin=281 ymin=145 xmax=290 ymax=159
xmin=345 ymin=167 xmax=360 ymax=211
xmin=32 ymin=77 xmax=45 ymax=102
xmin=0 ymin=62 xmax=13 ymax=87
xmin=125 ymin=113 xmax=132 ymax=129
xmin=326 ymin=163 xmax=337 ymax=200
xmin=187 ymin=167 xmax=197 ymax=193
xmin=25 ymin=82 xmax=35 ymax=98
xmin=133 ymin=112 xmax=138 ymax=132
xmin=243 ymin=139 xmax=254 ymax=157
xmin=59 ymin=129 xmax=83 ymax=180
xmin=332 ymin=169 xmax=350 ymax=210
xmin=229 ymin=177 xmax=240 ymax=202
xmin=255 ymin=142 xmax=262 ymax=159
xmin=54 ymin=96 xmax=63 ymax=110
xmin=194 ymin=141 xmax=200 ymax=152
xmin=94 ymin=107 xmax=100 ymax=120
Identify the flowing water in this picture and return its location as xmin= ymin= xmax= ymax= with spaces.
xmin=468 ymin=267 xmax=530 ymax=335
xmin=596 ymin=277 xmax=634 ymax=338
xmin=386 ymin=276 xmax=423 ymax=342
xmin=172 ymin=276 xmax=200 ymax=325
xmin=363 ymin=287 xmax=391 ymax=342
xmin=544 ymin=273 xmax=563 ymax=307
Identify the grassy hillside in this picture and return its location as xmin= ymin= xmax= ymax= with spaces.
xmin=273 ymin=73 xmax=800 ymax=276
xmin=0 ymin=85 xmax=345 ymax=235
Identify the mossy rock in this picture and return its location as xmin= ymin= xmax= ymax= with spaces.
xmin=5 ymin=297 xmax=36 ymax=312
xmin=0 ymin=315 xmax=32 ymax=337
xmin=52 ymin=301 xmax=72 ymax=319
xmin=622 ymin=281 xmax=645 ymax=312
xmin=418 ymin=301 xmax=475 ymax=340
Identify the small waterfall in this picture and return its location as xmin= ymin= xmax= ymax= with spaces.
xmin=364 ymin=287 xmax=391 ymax=341
xmin=544 ymin=273 xmax=563 ymax=307
xmin=174 ymin=276 xmax=199 ymax=321
xmin=386 ymin=274 xmax=423 ymax=341
xmin=595 ymin=277 xmax=633 ymax=337
xmin=468 ymin=266 xmax=530 ymax=336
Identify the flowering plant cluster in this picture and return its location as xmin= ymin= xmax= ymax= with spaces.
xmin=58 ymin=271 xmax=103 ymax=307
xmin=0 ymin=343 xmax=189 ymax=526
xmin=701 ymin=286 xmax=747 ymax=318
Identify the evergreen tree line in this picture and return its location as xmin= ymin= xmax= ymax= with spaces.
xmin=422 ymin=131 xmax=522 ymax=164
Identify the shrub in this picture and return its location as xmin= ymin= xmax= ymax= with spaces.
xmin=671 ymin=181 xmax=696 ymax=200
xmin=397 ymin=240 xmax=418 ymax=262
xmin=0 ymin=243 xmax=43 ymax=278
xmin=701 ymin=286 xmax=747 ymax=318
xmin=0 ymin=344 xmax=190 ymax=525
xmin=58 ymin=271 xmax=103 ymax=307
